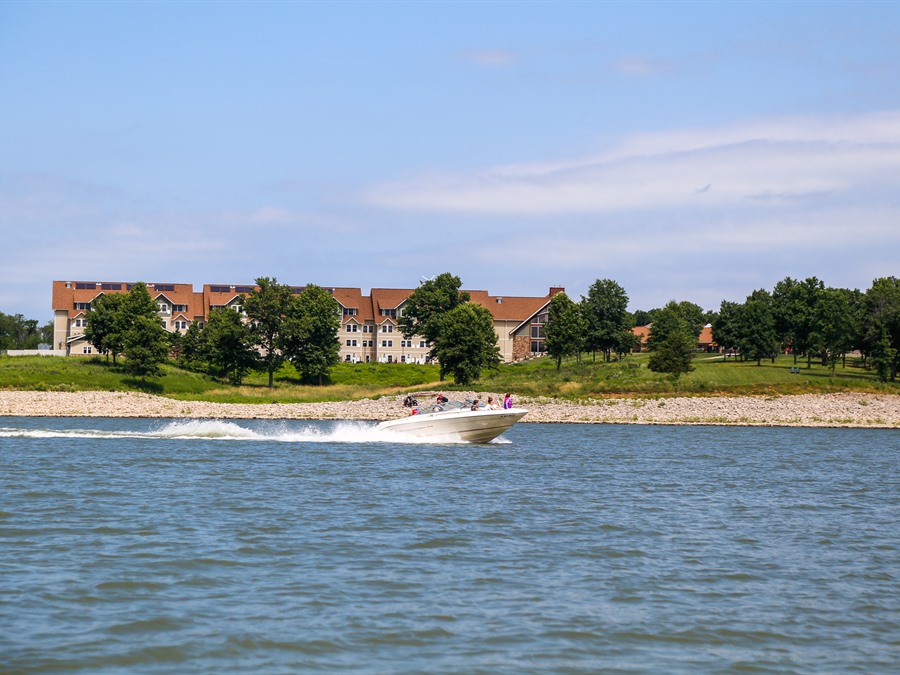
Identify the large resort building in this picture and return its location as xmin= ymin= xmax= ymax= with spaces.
xmin=52 ymin=280 xmax=565 ymax=363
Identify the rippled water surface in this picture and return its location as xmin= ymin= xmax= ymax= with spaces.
xmin=1 ymin=417 xmax=897 ymax=673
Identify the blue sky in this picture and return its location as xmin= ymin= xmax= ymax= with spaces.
xmin=2 ymin=1 xmax=899 ymax=321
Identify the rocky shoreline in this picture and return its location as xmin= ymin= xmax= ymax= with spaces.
xmin=1 ymin=390 xmax=899 ymax=428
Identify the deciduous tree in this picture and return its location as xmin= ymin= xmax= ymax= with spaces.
xmin=119 ymin=282 xmax=170 ymax=379
xmin=283 ymin=284 xmax=341 ymax=385
xmin=244 ymin=277 xmax=296 ymax=388
xmin=580 ymin=278 xmax=630 ymax=361
xmin=647 ymin=302 xmax=696 ymax=380
xmin=431 ymin=303 xmax=500 ymax=386
xmin=202 ymin=308 xmax=258 ymax=385
xmin=545 ymin=292 xmax=585 ymax=370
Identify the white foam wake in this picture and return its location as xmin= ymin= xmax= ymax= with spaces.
xmin=0 ymin=420 xmax=511 ymax=444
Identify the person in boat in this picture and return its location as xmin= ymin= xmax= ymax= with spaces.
xmin=503 ymin=393 xmax=512 ymax=409
xmin=486 ymin=396 xmax=499 ymax=410
xmin=436 ymin=393 xmax=449 ymax=404
xmin=471 ymin=399 xmax=480 ymax=411
xmin=403 ymin=394 xmax=419 ymax=408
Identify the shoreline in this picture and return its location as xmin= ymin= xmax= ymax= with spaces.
xmin=1 ymin=390 xmax=899 ymax=428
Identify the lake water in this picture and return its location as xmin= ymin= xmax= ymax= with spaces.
xmin=1 ymin=417 xmax=897 ymax=673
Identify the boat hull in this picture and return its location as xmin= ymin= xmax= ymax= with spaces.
xmin=375 ymin=408 xmax=527 ymax=443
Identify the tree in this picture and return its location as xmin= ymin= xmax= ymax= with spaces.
xmin=819 ymin=287 xmax=856 ymax=375
xmin=0 ymin=312 xmax=43 ymax=350
xmin=202 ymin=308 xmax=258 ymax=385
xmin=580 ymin=278 xmax=630 ymax=361
xmin=84 ymin=293 xmax=128 ymax=363
xmin=738 ymin=289 xmax=778 ymax=366
xmin=244 ymin=277 xmax=296 ymax=388
xmin=772 ymin=277 xmax=801 ymax=360
xmin=177 ymin=322 xmax=207 ymax=372
xmin=631 ymin=309 xmax=653 ymax=327
xmin=647 ymin=302 xmax=695 ymax=380
xmin=646 ymin=300 xmax=702 ymax=352
xmin=283 ymin=284 xmax=341 ymax=385
xmin=712 ymin=300 xmax=744 ymax=359
xmin=863 ymin=276 xmax=900 ymax=382
xmin=400 ymin=272 xmax=469 ymax=342
xmin=794 ymin=277 xmax=826 ymax=368
xmin=545 ymin=292 xmax=585 ymax=370
xmin=431 ymin=303 xmax=500 ymax=386
xmin=400 ymin=273 xmax=471 ymax=380
xmin=119 ymin=282 xmax=170 ymax=379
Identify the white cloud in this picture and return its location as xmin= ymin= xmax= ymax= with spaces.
xmin=363 ymin=111 xmax=900 ymax=216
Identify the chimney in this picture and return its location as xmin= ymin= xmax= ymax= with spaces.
xmin=549 ymin=287 xmax=565 ymax=296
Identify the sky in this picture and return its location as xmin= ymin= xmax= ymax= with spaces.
xmin=2 ymin=1 xmax=900 ymax=322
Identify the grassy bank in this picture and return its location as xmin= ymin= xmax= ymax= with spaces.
xmin=1 ymin=352 xmax=897 ymax=403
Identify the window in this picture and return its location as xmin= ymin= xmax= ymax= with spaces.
xmin=400 ymin=340 xmax=413 ymax=348
xmin=343 ymin=307 xmax=357 ymax=316
xmin=74 ymin=318 xmax=86 ymax=328
xmin=381 ymin=339 xmax=393 ymax=348
xmin=346 ymin=339 xmax=358 ymax=347
xmin=381 ymin=324 xmax=393 ymax=333
xmin=100 ymin=283 xmax=121 ymax=290
xmin=173 ymin=304 xmax=188 ymax=312
xmin=345 ymin=354 xmax=352 ymax=362
xmin=75 ymin=283 xmax=95 ymax=290
xmin=380 ymin=308 xmax=397 ymax=318
xmin=175 ymin=320 xmax=188 ymax=330
xmin=531 ymin=340 xmax=546 ymax=353
xmin=154 ymin=284 xmax=175 ymax=292
xmin=346 ymin=324 xmax=358 ymax=332
xmin=531 ymin=325 xmax=545 ymax=339
xmin=75 ymin=302 xmax=91 ymax=311
xmin=234 ymin=286 xmax=255 ymax=294
xmin=210 ymin=285 xmax=230 ymax=293
xmin=362 ymin=324 xmax=373 ymax=333
xmin=419 ymin=340 xmax=427 ymax=348
xmin=158 ymin=303 xmax=171 ymax=314
xmin=82 ymin=346 xmax=92 ymax=354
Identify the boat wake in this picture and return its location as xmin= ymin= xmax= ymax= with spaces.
xmin=0 ymin=419 xmax=512 ymax=444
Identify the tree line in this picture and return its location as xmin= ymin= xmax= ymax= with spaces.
xmin=0 ymin=312 xmax=53 ymax=350
xmin=712 ymin=276 xmax=900 ymax=381
xmin=84 ymin=278 xmax=341 ymax=385
xmin=544 ymin=275 xmax=900 ymax=382
xmin=5 ymin=273 xmax=898 ymax=385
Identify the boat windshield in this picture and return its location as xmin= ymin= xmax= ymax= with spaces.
xmin=427 ymin=400 xmax=467 ymax=413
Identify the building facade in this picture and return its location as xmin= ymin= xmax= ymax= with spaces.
xmin=52 ymin=280 xmax=563 ymax=363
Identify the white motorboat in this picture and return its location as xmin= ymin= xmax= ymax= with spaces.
xmin=375 ymin=399 xmax=527 ymax=443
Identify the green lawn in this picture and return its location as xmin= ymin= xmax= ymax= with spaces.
xmin=0 ymin=352 xmax=896 ymax=403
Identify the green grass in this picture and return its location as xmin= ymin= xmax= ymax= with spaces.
xmin=1 ymin=352 xmax=896 ymax=403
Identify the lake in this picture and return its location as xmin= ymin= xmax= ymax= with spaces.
xmin=1 ymin=417 xmax=897 ymax=673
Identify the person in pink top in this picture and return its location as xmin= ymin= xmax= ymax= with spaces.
xmin=503 ymin=393 xmax=512 ymax=409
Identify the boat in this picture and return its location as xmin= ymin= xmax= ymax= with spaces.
xmin=375 ymin=399 xmax=527 ymax=443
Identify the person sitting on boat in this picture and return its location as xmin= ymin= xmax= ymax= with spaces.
xmin=503 ymin=393 xmax=512 ymax=409
xmin=436 ymin=393 xmax=449 ymax=404
xmin=403 ymin=394 xmax=418 ymax=408
xmin=486 ymin=396 xmax=499 ymax=410
xmin=471 ymin=399 xmax=480 ymax=411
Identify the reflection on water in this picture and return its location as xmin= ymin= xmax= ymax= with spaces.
xmin=1 ymin=417 xmax=897 ymax=673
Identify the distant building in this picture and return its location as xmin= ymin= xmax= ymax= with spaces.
xmin=51 ymin=280 xmax=564 ymax=362
xmin=631 ymin=323 xmax=719 ymax=352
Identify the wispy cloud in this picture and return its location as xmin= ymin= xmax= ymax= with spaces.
xmin=613 ymin=55 xmax=675 ymax=77
xmin=363 ymin=111 xmax=900 ymax=216
xmin=458 ymin=48 xmax=519 ymax=66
